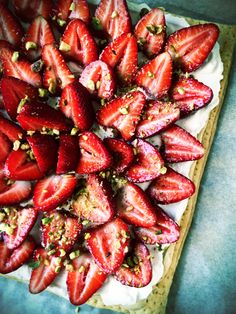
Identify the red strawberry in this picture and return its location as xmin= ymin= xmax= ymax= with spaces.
xmin=134 ymin=8 xmax=166 ymax=58
xmin=165 ymin=23 xmax=219 ymax=72
xmin=0 ymin=48 xmax=42 ymax=87
xmin=100 ymin=33 xmax=138 ymax=84
xmin=17 ymin=102 xmax=71 ymax=132
xmin=147 ymin=167 xmax=195 ymax=204
xmin=76 ymin=132 xmax=112 ymax=174
xmin=12 ymin=0 xmax=52 ymax=22
xmin=29 ymin=247 xmax=63 ymax=294
xmin=73 ymin=174 xmax=115 ymax=224
xmin=0 ymin=77 xmax=38 ymax=120
xmin=56 ymin=134 xmax=80 ymax=174
xmin=0 ymin=4 xmax=23 ymax=47
xmin=136 ymin=52 xmax=172 ymax=98
xmin=104 ymin=138 xmax=134 ymax=173
xmin=59 ymin=80 xmax=94 ymax=131
xmin=41 ymin=210 xmax=82 ymax=256
xmin=0 ymin=236 xmax=35 ymax=274
xmin=1 ymin=207 xmax=38 ymax=250
xmin=126 ymin=139 xmax=164 ymax=183
xmin=136 ymin=100 xmax=180 ymax=138
xmin=42 ymin=44 xmax=75 ymax=94
xmin=171 ymin=77 xmax=213 ymax=116
xmin=68 ymin=0 xmax=90 ymax=24
xmin=114 ymin=242 xmax=152 ymax=287
xmin=135 ymin=207 xmax=180 ymax=244
xmin=79 ymin=60 xmax=116 ymax=99
xmin=97 ymin=91 xmax=146 ymax=141
xmin=116 ymin=182 xmax=157 ymax=227
xmin=161 ymin=125 xmax=204 ymax=162
xmin=23 ymin=16 xmax=56 ymax=61
xmin=0 ymin=132 xmax=11 ymax=163
xmin=87 ymin=218 xmax=130 ymax=274
xmin=52 ymin=0 xmax=72 ymax=24
xmin=0 ymin=114 xmax=24 ymax=142
xmin=60 ymin=19 xmax=98 ymax=66
xmin=0 ymin=39 xmax=13 ymax=50
xmin=94 ymin=0 xmax=132 ymax=40
xmin=67 ymin=252 xmax=107 ymax=305
xmin=33 ymin=174 xmax=77 ymax=211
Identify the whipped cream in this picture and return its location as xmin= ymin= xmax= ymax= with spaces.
xmin=3 ymin=1 xmax=223 ymax=308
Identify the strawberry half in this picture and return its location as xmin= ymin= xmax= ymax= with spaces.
xmin=100 ymin=33 xmax=138 ymax=84
xmin=60 ymin=19 xmax=98 ymax=66
xmin=0 ymin=132 xmax=11 ymax=163
xmin=41 ymin=210 xmax=82 ymax=257
xmin=12 ymin=0 xmax=52 ymax=22
xmin=79 ymin=60 xmax=116 ymax=99
xmin=0 ymin=4 xmax=23 ymax=47
xmin=94 ymin=0 xmax=132 ymax=40
xmin=136 ymin=52 xmax=172 ymax=98
xmin=135 ymin=207 xmax=180 ymax=244
xmin=126 ymin=139 xmax=164 ymax=183
xmin=42 ymin=44 xmax=75 ymax=94
xmin=0 ymin=114 xmax=24 ymax=142
xmin=104 ymin=138 xmax=134 ymax=173
xmin=87 ymin=218 xmax=130 ymax=274
xmin=0 ymin=77 xmax=38 ymax=120
xmin=136 ymin=100 xmax=180 ymax=138
xmin=114 ymin=242 xmax=152 ymax=287
xmin=33 ymin=174 xmax=77 ymax=211
xmin=59 ymin=80 xmax=94 ymax=131
xmin=97 ymin=91 xmax=146 ymax=141
xmin=161 ymin=125 xmax=204 ymax=162
xmin=1 ymin=207 xmax=38 ymax=250
xmin=147 ymin=167 xmax=195 ymax=204
xmin=76 ymin=132 xmax=113 ymax=174
xmin=73 ymin=174 xmax=115 ymax=224
xmin=29 ymin=247 xmax=63 ymax=294
xmin=165 ymin=23 xmax=219 ymax=72
xmin=0 ymin=236 xmax=35 ymax=274
xmin=134 ymin=8 xmax=166 ymax=58
xmin=67 ymin=252 xmax=107 ymax=306
xmin=171 ymin=77 xmax=213 ymax=116
xmin=116 ymin=182 xmax=157 ymax=227
xmin=0 ymin=48 xmax=42 ymax=87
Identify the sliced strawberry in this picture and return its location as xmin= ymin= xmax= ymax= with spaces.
xmin=0 ymin=114 xmax=24 ymax=142
xmin=41 ymin=210 xmax=82 ymax=256
xmin=42 ymin=44 xmax=75 ymax=94
xmin=104 ymin=138 xmax=134 ymax=173
xmin=100 ymin=33 xmax=138 ymax=84
xmin=73 ymin=174 xmax=115 ymax=224
xmin=1 ymin=207 xmax=38 ymax=250
xmin=0 ymin=39 xmax=13 ymax=50
xmin=76 ymin=132 xmax=112 ymax=174
xmin=12 ymin=0 xmax=52 ymax=22
xmin=60 ymin=19 xmax=98 ymax=66
xmin=135 ymin=208 xmax=180 ymax=244
xmin=97 ymin=91 xmax=146 ymax=141
xmin=136 ymin=52 xmax=172 ymax=98
xmin=114 ymin=242 xmax=152 ymax=287
xmin=68 ymin=0 xmax=90 ymax=24
xmin=59 ymin=80 xmax=94 ymax=131
xmin=0 ymin=132 xmax=11 ymax=163
xmin=79 ymin=60 xmax=116 ymax=99
xmin=165 ymin=23 xmax=219 ymax=72
xmin=0 ymin=179 xmax=32 ymax=206
xmin=94 ymin=0 xmax=132 ymax=40
xmin=23 ymin=16 xmax=56 ymax=61
xmin=126 ymin=139 xmax=164 ymax=183
xmin=0 ymin=48 xmax=42 ymax=87
xmin=0 ymin=77 xmax=38 ymax=120
xmin=87 ymin=218 xmax=130 ymax=274
xmin=0 ymin=4 xmax=23 ymax=47
xmin=171 ymin=77 xmax=213 ymax=116
xmin=17 ymin=102 xmax=71 ymax=132
xmin=161 ymin=125 xmax=204 ymax=162
xmin=33 ymin=174 xmax=77 ymax=211
xmin=136 ymin=100 xmax=180 ymax=138
xmin=56 ymin=134 xmax=80 ymax=174
xmin=67 ymin=252 xmax=107 ymax=305
xmin=134 ymin=8 xmax=166 ymax=58
xmin=29 ymin=247 xmax=63 ymax=294
xmin=0 ymin=236 xmax=35 ymax=274
xmin=147 ymin=167 xmax=195 ymax=204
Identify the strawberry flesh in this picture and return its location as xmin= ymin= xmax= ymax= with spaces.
xmin=12 ymin=0 xmax=52 ymax=22
xmin=0 ymin=114 xmax=24 ymax=142
xmin=0 ymin=132 xmax=11 ymax=163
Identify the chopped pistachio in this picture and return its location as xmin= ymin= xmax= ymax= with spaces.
xmin=53 ymin=129 xmax=60 ymax=135
xmin=111 ymin=10 xmax=119 ymax=18
xmin=48 ymin=249 xmax=56 ymax=256
xmin=69 ymin=2 xmax=75 ymax=11
xmin=38 ymin=88 xmax=49 ymax=98
xmin=126 ymin=205 xmax=133 ymax=212
xmin=28 ymin=259 xmax=41 ymax=269
xmin=0 ymin=223 xmax=14 ymax=235
xmin=55 ymin=257 xmax=62 ymax=266
xmin=87 ymin=79 xmax=95 ymax=91
xmin=119 ymin=107 xmax=129 ymax=115
xmin=66 ymin=264 xmax=74 ymax=272
xmin=44 ymin=259 xmax=50 ymax=266
xmin=100 ymin=98 xmax=105 ymax=106
xmin=48 ymin=78 xmax=56 ymax=94
xmin=84 ymin=233 xmax=91 ymax=240
xmin=42 ymin=217 xmax=53 ymax=225
xmin=155 ymin=229 xmax=163 ymax=235
xmin=20 ymin=143 xmax=30 ymax=150
xmin=75 ymin=307 xmax=80 ymax=313
xmin=0 ymin=212 xmax=6 ymax=222
xmin=177 ymin=87 xmax=185 ymax=95
xmin=82 ymin=135 xmax=88 ymax=140
xmin=146 ymin=24 xmax=163 ymax=35
xmin=11 ymin=51 xmax=19 ymax=62
xmin=32 ymin=59 xmax=44 ymax=73
xmin=91 ymin=17 xmax=102 ymax=31
xmin=55 ymin=265 xmax=61 ymax=273
xmin=78 ymin=265 xmax=85 ymax=273
xmin=69 ymin=250 xmax=80 ymax=260
xmin=57 ymin=18 xmax=66 ymax=27
xmin=160 ymin=166 xmax=167 ymax=174
xmin=70 ymin=127 xmax=79 ymax=136
xmin=82 ymin=220 xmax=89 ymax=226
xmin=96 ymin=80 xmax=101 ymax=89
xmin=59 ymin=41 xmax=71 ymax=52
xmin=13 ymin=140 xmax=21 ymax=151
xmin=17 ymin=95 xmax=29 ymax=113
xmin=147 ymin=71 xmax=155 ymax=78
xmin=25 ymin=41 xmax=37 ymax=50
xmin=59 ymin=249 xmax=66 ymax=257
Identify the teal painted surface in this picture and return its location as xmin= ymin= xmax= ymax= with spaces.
xmin=0 ymin=1 xmax=236 ymax=313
